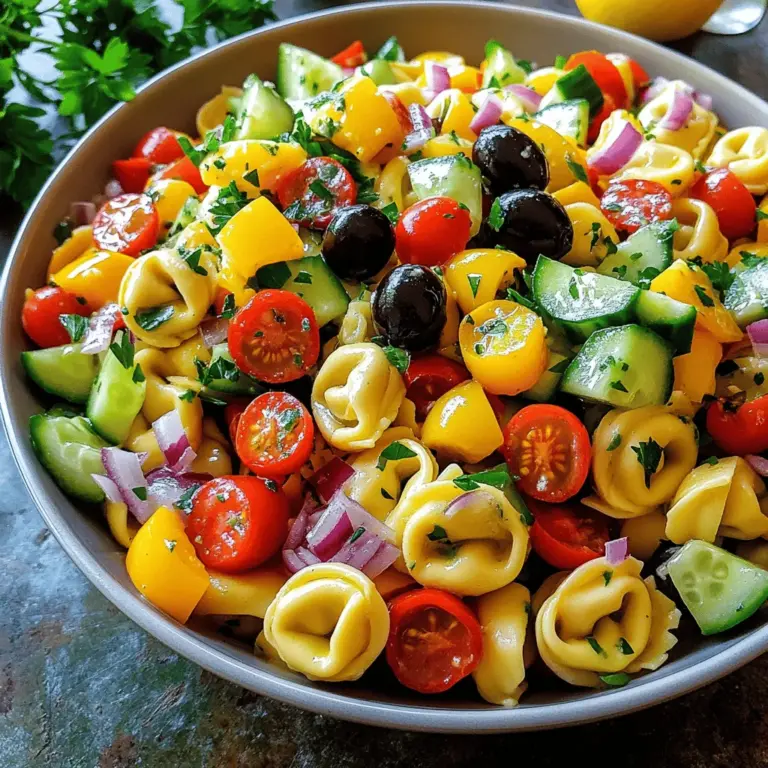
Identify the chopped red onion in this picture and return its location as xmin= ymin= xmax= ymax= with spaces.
xmin=640 ymin=76 xmax=669 ymax=104
xmin=291 ymin=222 xmax=300 ymax=233
xmin=424 ymin=61 xmax=450 ymax=96
xmin=694 ymin=91 xmax=713 ymax=111
xmin=658 ymin=88 xmax=694 ymax=131
xmin=70 ymin=201 xmax=97 ymax=226
xmin=91 ymin=473 xmax=122 ymax=503
xmin=308 ymin=457 xmax=355 ymax=504
xmin=152 ymin=410 xmax=196 ymax=473
xmin=145 ymin=466 xmax=209 ymax=515
xmin=362 ymin=541 xmax=400 ymax=579
xmin=444 ymin=489 xmax=498 ymax=523
xmin=588 ymin=121 xmax=643 ymax=176
xmin=605 ymin=537 xmax=629 ymax=566
xmin=504 ymin=84 xmax=542 ymax=112
xmin=307 ymin=509 xmax=324 ymax=528
xmin=341 ymin=66 xmax=355 ymax=78
xmin=104 ymin=179 xmax=124 ymax=199
xmin=284 ymin=495 xmax=317 ymax=550
xmin=469 ymin=93 xmax=503 ymax=134
xmin=342 ymin=492 xmax=397 ymax=544
xmin=81 ymin=303 xmax=119 ymax=354
xmin=329 ymin=528 xmax=382 ymax=570
xmin=295 ymin=546 xmax=321 ymax=566
xmin=305 ymin=493 xmax=354 ymax=560
xmin=747 ymin=319 xmax=768 ymax=357
xmin=200 ymin=316 xmax=229 ymax=348
xmin=101 ymin=447 xmax=154 ymax=523
xmin=401 ymin=103 xmax=436 ymax=154
xmin=746 ymin=455 xmax=768 ymax=477
xmin=282 ymin=549 xmax=306 ymax=574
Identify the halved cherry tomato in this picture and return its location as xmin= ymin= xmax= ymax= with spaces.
xmin=225 ymin=399 xmax=250 ymax=445
xmin=236 ymin=392 xmax=314 ymax=476
xmin=566 ymin=51 xmax=628 ymax=110
xmin=502 ymin=404 xmax=590 ymax=503
xmin=187 ymin=475 xmax=289 ymax=573
xmin=587 ymin=91 xmax=617 ymax=144
xmin=228 ymin=290 xmax=320 ymax=384
xmin=92 ymin=193 xmax=159 ymax=256
xmin=157 ymin=156 xmax=208 ymax=195
xmin=600 ymin=179 xmax=673 ymax=234
xmin=527 ymin=499 xmax=611 ymax=569
xmin=21 ymin=286 xmax=91 ymax=348
xmin=213 ymin=287 xmax=234 ymax=317
xmin=112 ymin=157 xmax=152 ymax=194
xmin=403 ymin=355 xmax=470 ymax=421
xmin=133 ymin=126 xmax=185 ymax=165
xmin=396 ymin=197 xmax=473 ymax=267
xmin=690 ymin=168 xmax=757 ymax=241
xmin=277 ymin=157 xmax=357 ymax=230
xmin=386 ymin=588 xmax=483 ymax=694
xmin=331 ymin=40 xmax=367 ymax=68
xmin=706 ymin=394 xmax=768 ymax=456
xmin=628 ymin=58 xmax=651 ymax=90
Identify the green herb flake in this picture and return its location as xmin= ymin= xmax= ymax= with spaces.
xmin=109 ymin=331 xmax=135 ymax=370
xmin=590 ymin=221 xmax=601 ymax=249
xmin=755 ymin=372 xmax=765 ymax=386
xmin=219 ymin=293 xmax=236 ymax=319
xmin=548 ymin=358 xmax=571 ymax=374
xmin=488 ymin=198 xmax=505 ymax=232
xmin=606 ymin=433 xmax=622 ymax=451
xmin=610 ymin=380 xmax=629 ymax=393
xmin=603 ymin=570 xmax=613 ymax=586
xmin=376 ymin=440 xmax=418 ymax=471
xmin=133 ymin=486 xmax=148 ymax=501
xmin=179 ymin=389 xmax=197 ymax=402
xmin=600 ymin=673 xmax=631 ymax=687
xmin=616 ymin=637 xmax=634 ymax=655
xmin=427 ymin=524 xmax=449 ymax=542
xmin=135 ymin=305 xmax=174 ymax=331
xmin=612 ymin=265 xmax=628 ymax=279
xmin=293 ymin=271 xmax=312 ymax=285
xmin=59 ymin=314 xmax=88 ymax=343
xmin=467 ymin=273 xmax=482 ymax=298
xmin=694 ymin=284 xmax=715 ymax=307
xmin=586 ymin=635 xmax=607 ymax=657
xmin=175 ymin=484 xmax=201 ymax=513
xmin=380 ymin=201 xmax=399 ymax=224
xmin=381 ymin=488 xmax=394 ymax=500
xmin=383 ymin=345 xmax=410 ymax=375
xmin=349 ymin=526 xmax=366 ymax=544
xmin=757 ymin=210 xmax=768 ymax=222
xmin=132 ymin=364 xmax=145 ymax=384
xmin=703 ymin=456 xmax=719 ymax=466
xmin=568 ymin=275 xmax=580 ymax=300
xmin=631 ymin=438 xmax=664 ymax=488
xmin=243 ymin=168 xmax=260 ymax=187
xmin=277 ymin=407 xmax=302 ymax=433
xmin=566 ymin=155 xmax=588 ymax=184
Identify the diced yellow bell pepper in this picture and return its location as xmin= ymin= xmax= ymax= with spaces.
xmin=51 ymin=247 xmax=134 ymax=309
xmin=379 ymin=83 xmax=427 ymax=107
xmin=673 ymin=327 xmax=722 ymax=403
xmin=372 ymin=568 xmax=417 ymax=600
xmin=445 ymin=248 xmax=527 ymax=314
xmin=726 ymin=241 xmax=768 ymax=269
xmin=525 ymin=66 xmax=565 ymax=96
xmin=421 ymin=134 xmax=475 ymax=159
xmin=126 ymin=506 xmax=209 ymax=623
xmin=553 ymin=181 xmax=601 ymax=209
xmin=649 ymin=260 xmax=742 ymax=343
xmin=199 ymin=140 xmax=307 ymax=194
xmin=105 ymin=501 xmax=139 ymax=549
xmin=425 ymin=88 xmax=477 ymax=141
xmin=196 ymin=85 xmax=243 ymax=137
xmin=448 ymin=64 xmax=482 ymax=93
xmin=422 ymin=380 xmax=503 ymax=464
xmin=413 ymin=52 xmax=465 ymax=67
xmin=216 ymin=196 xmax=304 ymax=277
xmin=758 ymin=196 xmax=768 ymax=242
xmin=193 ymin=565 xmax=288 ymax=618
xmin=175 ymin=221 xmax=219 ymax=252
xmin=47 ymin=225 xmax=94 ymax=280
xmin=390 ymin=61 xmax=424 ymax=81
xmin=145 ymin=178 xmax=197 ymax=233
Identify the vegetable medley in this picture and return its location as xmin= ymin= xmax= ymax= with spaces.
xmin=21 ymin=36 xmax=768 ymax=703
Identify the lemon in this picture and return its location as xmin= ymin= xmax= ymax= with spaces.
xmin=575 ymin=0 xmax=724 ymax=42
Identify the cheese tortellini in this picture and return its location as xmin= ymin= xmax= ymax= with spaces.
xmin=375 ymin=156 xmax=414 ymax=211
xmin=262 ymin=563 xmax=389 ymax=682
xmin=611 ymin=141 xmax=695 ymax=196
xmin=584 ymin=404 xmax=698 ymax=518
xmin=666 ymin=457 xmax=768 ymax=544
xmin=311 ymin=343 xmax=406 ymax=452
xmin=562 ymin=203 xmax=619 ymax=267
xmin=671 ymin=198 xmax=728 ymax=263
xmin=536 ymin=557 xmax=681 ymax=688
xmin=708 ymin=126 xmax=768 ymax=194
xmin=338 ymin=298 xmax=374 ymax=346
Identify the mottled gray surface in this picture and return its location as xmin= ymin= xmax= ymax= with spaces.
xmin=2 ymin=1 xmax=768 ymax=766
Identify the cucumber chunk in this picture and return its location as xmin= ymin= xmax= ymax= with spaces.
xmin=634 ymin=290 xmax=697 ymax=355
xmin=667 ymin=540 xmax=768 ymax=636
xmin=205 ymin=345 xmax=264 ymax=396
xmin=532 ymin=255 xmax=639 ymax=342
xmin=540 ymin=65 xmax=604 ymax=117
xmin=482 ymin=41 xmax=527 ymax=88
xmin=535 ymin=99 xmax=589 ymax=146
xmin=236 ymin=75 xmax=294 ymax=140
xmin=256 ymin=254 xmax=350 ymax=327
xmin=29 ymin=409 xmax=108 ymax=503
xmin=168 ymin=196 xmax=200 ymax=240
xmin=560 ymin=324 xmax=674 ymax=408
xmin=597 ymin=220 xmax=676 ymax=286
xmin=21 ymin=343 xmax=98 ymax=404
xmin=522 ymin=349 xmax=570 ymax=402
xmin=376 ymin=36 xmax=405 ymax=62
xmin=360 ymin=59 xmax=398 ymax=85
xmin=724 ymin=259 xmax=768 ymax=328
xmin=276 ymin=43 xmax=344 ymax=102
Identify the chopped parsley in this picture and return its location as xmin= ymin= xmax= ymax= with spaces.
xmin=616 ymin=637 xmax=634 ymax=655
xmin=376 ymin=440 xmax=418 ymax=471
xmin=293 ymin=271 xmax=312 ymax=285
xmin=586 ymin=635 xmax=607 ymax=657
xmin=600 ymin=673 xmax=631 ymax=687
xmin=177 ymin=245 xmax=209 ymax=276
xmin=606 ymin=433 xmax=622 ymax=452
xmin=381 ymin=488 xmax=394 ymax=500
xmin=566 ymin=155 xmax=588 ymax=184
xmin=175 ymin=485 xmax=200 ymax=513
xmin=488 ymin=198 xmax=505 ymax=232
xmin=548 ymin=357 xmax=571 ymax=374
xmin=380 ymin=201 xmax=399 ymax=224
xmin=219 ymin=293 xmax=236 ymax=319
xmin=694 ymin=284 xmax=715 ymax=307
xmin=59 ymin=314 xmax=88 ymax=343
xmin=702 ymin=456 xmax=719 ymax=466
xmin=383 ymin=345 xmax=410 ymax=375
xmin=757 ymin=209 xmax=768 ymax=222
xmin=349 ymin=526 xmax=366 ymax=544
xmin=109 ymin=331 xmax=135 ymax=369
xmin=132 ymin=364 xmax=145 ymax=384
xmin=195 ymin=355 xmax=239 ymax=386
xmin=243 ymin=169 xmax=260 ymax=187
xmin=132 ymin=487 xmax=148 ymax=501
xmin=590 ymin=221 xmax=602 ymax=249
xmin=179 ymin=389 xmax=197 ymax=402
xmin=467 ymin=273 xmax=482 ymax=298
xmin=632 ymin=438 xmax=664 ymax=488
xmin=207 ymin=182 xmax=249 ymax=235
xmin=610 ymin=380 xmax=629 ymax=393
xmin=603 ymin=570 xmax=613 ymax=586
xmin=135 ymin=305 xmax=174 ymax=331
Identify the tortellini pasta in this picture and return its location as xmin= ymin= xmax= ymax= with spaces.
xmin=190 ymin=417 xmax=233 ymax=477
xmin=671 ymin=198 xmax=728 ymax=263
xmin=707 ymin=126 xmax=768 ymax=194
xmin=105 ymin=501 xmax=139 ymax=549
xmin=472 ymin=583 xmax=535 ymax=707
xmin=665 ymin=457 xmax=768 ymax=544
xmin=338 ymin=298 xmax=374 ymax=346
xmin=119 ymin=247 xmax=218 ymax=347
xmin=562 ymin=203 xmax=619 ymax=267
xmin=375 ymin=156 xmax=415 ymax=211
xmin=611 ymin=141 xmax=695 ymax=196
xmin=584 ymin=404 xmax=698 ymax=518
xmin=620 ymin=511 xmax=667 ymax=561
xmin=262 ymin=563 xmax=389 ymax=682
xmin=193 ymin=565 xmax=287 ymax=619
xmin=311 ymin=343 xmax=406 ymax=452
xmin=535 ymin=557 xmax=681 ymax=688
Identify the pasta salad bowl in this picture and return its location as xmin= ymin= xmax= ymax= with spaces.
xmin=3 ymin=0 xmax=768 ymax=733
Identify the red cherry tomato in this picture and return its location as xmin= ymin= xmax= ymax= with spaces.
xmin=157 ymin=156 xmax=208 ymax=195
xmin=277 ymin=157 xmax=357 ymax=230
xmin=225 ymin=400 xmax=250 ymax=445
xmin=403 ymin=355 xmax=470 ymax=421
xmin=212 ymin=287 xmax=234 ymax=317
xmin=628 ymin=58 xmax=651 ymax=90
xmin=105 ymin=302 xmax=127 ymax=333
xmin=228 ymin=290 xmax=320 ymax=384
xmin=133 ymin=126 xmax=185 ymax=165
xmin=690 ymin=168 xmax=757 ymax=241
xmin=331 ymin=40 xmax=367 ymax=68
xmin=386 ymin=588 xmax=483 ymax=694
xmin=587 ymin=91 xmax=617 ymax=144
xmin=187 ymin=475 xmax=290 ymax=573
xmin=112 ymin=157 xmax=152 ymax=194
xmin=600 ymin=179 xmax=673 ymax=234
xmin=706 ymin=395 xmax=768 ymax=456
xmin=396 ymin=196 xmax=472 ymax=267
xmin=235 ymin=392 xmax=314 ymax=477
xmin=92 ymin=193 xmax=159 ymax=256
xmin=566 ymin=51 xmax=628 ymax=109
xmin=502 ymin=404 xmax=590 ymax=503
xmin=21 ymin=286 xmax=91 ymax=348
xmin=528 ymin=499 xmax=611 ymax=570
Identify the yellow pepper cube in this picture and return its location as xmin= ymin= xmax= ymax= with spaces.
xmin=216 ymin=196 xmax=304 ymax=277
xmin=51 ymin=247 xmax=134 ymax=309
xmin=673 ymin=328 xmax=722 ymax=403
xmin=47 ymin=225 xmax=94 ymax=280
xmin=553 ymin=181 xmax=601 ymax=209
xmin=126 ymin=506 xmax=209 ymax=623
xmin=379 ymin=83 xmax=427 ymax=107
xmin=525 ymin=66 xmax=565 ymax=96
xmin=421 ymin=134 xmax=475 ymax=159
xmin=445 ymin=248 xmax=526 ymax=314
xmin=726 ymin=241 xmax=768 ymax=269
xmin=194 ymin=566 xmax=288 ymax=619
xmin=145 ymin=178 xmax=197 ymax=232
xmin=196 ymin=85 xmax=243 ymax=137
xmin=425 ymin=89 xmax=477 ymax=142
xmin=448 ymin=64 xmax=482 ymax=92
xmin=175 ymin=221 xmax=219 ymax=252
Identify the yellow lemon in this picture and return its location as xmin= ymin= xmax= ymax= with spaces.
xmin=575 ymin=0 xmax=724 ymax=42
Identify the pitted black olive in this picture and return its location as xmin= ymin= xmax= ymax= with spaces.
xmin=472 ymin=124 xmax=549 ymax=194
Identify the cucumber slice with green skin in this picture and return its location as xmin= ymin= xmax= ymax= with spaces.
xmin=29 ymin=410 xmax=108 ymax=503
xmin=276 ymin=43 xmax=344 ymax=102
xmin=205 ymin=344 xmax=265 ymax=396
xmin=667 ymin=540 xmax=768 ymax=636
xmin=634 ymin=290 xmax=697 ymax=355
xmin=376 ymin=36 xmax=405 ymax=62
xmin=86 ymin=332 xmax=146 ymax=445
xmin=540 ymin=65 xmax=604 ymax=117
xmin=535 ymin=100 xmax=589 ymax=146
xmin=235 ymin=75 xmax=295 ymax=140
xmin=256 ymin=254 xmax=350 ymax=327
xmin=359 ymin=60 xmax=398 ymax=86
xmin=407 ymin=155 xmax=483 ymax=236
xmin=724 ymin=259 xmax=768 ymax=328
xmin=481 ymin=42 xmax=527 ymax=88
xmin=21 ymin=343 xmax=98 ymax=404
xmin=167 ymin=195 xmax=199 ymax=240
xmin=560 ymin=324 xmax=674 ymax=408
xmin=532 ymin=255 xmax=640 ymax=342
xmin=522 ymin=349 xmax=570 ymax=402
xmin=597 ymin=220 xmax=676 ymax=286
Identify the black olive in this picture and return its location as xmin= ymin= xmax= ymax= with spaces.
xmin=372 ymin=264 xmax=446 ymax=352
xmin=480 ymin=188 xmax=573 ymax=263
xmin=643 ymin=543 xmax=688 ymax=614
xmin=322 ymin=205 xmax=395 ymax=281
xmin=473 ymin=124 xmax=549 ymax=194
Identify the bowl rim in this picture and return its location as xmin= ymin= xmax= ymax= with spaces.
xmin=4 ymin=0 xmax=768 ymax=733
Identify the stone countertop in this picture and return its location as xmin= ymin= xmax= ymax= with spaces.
xmin=2 ymin=1 xmax=768 ymax=765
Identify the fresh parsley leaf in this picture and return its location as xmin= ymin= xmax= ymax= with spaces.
xmin=606 ymin=433 xmax=622 ymax=451
xmin=381 ymin=488 xmax=394 ymax=500
xmin=256 ymin=261 xmax=291 ymax=289
xmin=453 ymin=465 xmax=512 ymax=492
xmin=600 ymin=673 xmax=631 ymax=687
xmin=243 ymin=168 xmax=260 ymax=187
xmin=757 ymin=209 xmax=768 ymax=222
xmin=219 ymin=293 xmax=235 ymax=319
xmin=568 ymin=275 xmax=580 ymax=300
xmin=277 ymin=407 xmax=302 ymax=433
xmin=380 ymin=201 xmax=399 ymax=224
xmin=132 ymin=364 xmax=145 ymax=384
xmin=207 ymin=181 xmax=249 ymax=235
xmin=703 ymin=456 xmax=719 ymax=466
xmin=175 ymin=484 xmax=201 ymax=513
xmin=694 ymin=259 xmax=734 ymax=297
xmin=603 ymin=570 xmax=613 ymax=586
xmin=566 ymin=155 xmax=588 ymax=184
xmin=132 ymin=486 xmax=148 ymax=501
xmin=488 ymin=198 xmax=505 ymax=232
xmin=383 ymin=345 xmax=410 ymax=375
xmin=178 ymin=135 xmax=207 ymax=166
xmin=377 ymin=36 xmax=405 ymax=62
xmin=694 ymin=284 xmax=715 ymax=307
xmin=610 ymin=380 xmax=628 ymax=392
xmin=376 ymin=440 xmax=418 ymax=471
xmin=135 ymin=305 xmax=174 ymax=331
xmin=590 ymin=221 xmax=601 ymax=249
xmin=467 ymin=273 xmax=482 ymax=298
xmin=293 ymin=271 xmax=312 ymax=285
xmin=177 ymin=245 xmax=209 ymax=276
xmin=348 ymin=526 xmax=366 ymax=544
xmin=632 ymin=438 xmax=664 ymax=488
xmin=309 ymin=178 xmax=333 ymax=204
xmin=427 ymin=524 xmax=449 ymax=542
xmin=616 ymin=637 xmax=634 ymax=655
xmin=179 ymin=389 xmax=197 ymax=402
xmin=586 ymin=636 xmax=607 ymax=657
xmin=109 ymin=331 xmax=134 ymax=369
xmin=506 ymin=287 xmax=537 ymax=312
xmin=612 ymin=265 xmax=628 ymax=279
xmin=59 ymin=313 xmax=88 ymax=343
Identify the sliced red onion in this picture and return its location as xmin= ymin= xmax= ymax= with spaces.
xmin=307 ymin=509 xmax=324 ymax=529
xmin=746 ymin=455 xmax=768 ymax=477
xmin=641 ymin=76 xmax=669 ymax=104
xmin=505 ymin=84 xmax=542 ymax=112
xmin=282 ymin=549 xmax=306 ymax=574
xmin=70 ymin=201 xmax=97 ymax=226
xmin=341 ymin=66 xmax=355 ymax=78
xmin=401 ymin=103 xmax=436 ymax=154
xmin=469 ymin=93 xmax=503 ymax=134
xmin=747 ymin=319 xmax=768 ymax=357
xmin=104 ymin=179 xmax=124 ymax=199
xmin=291 ymin=222 xmax=300 ymax=233
xmin=81 ymin=303 xmax=119 ymax=354
xmin=295 ymin=546 xmax=321 ymax=566
xmin=308 ymin=457 xmax=355 ymax=504
xmin=658 ymin=88 xmax=694 ymax=131
xmin=588 ymin=121 xmax=643 ymax=176
xmin=91 ymin=473 xmax=122 ymax=503
xmin=605 ymin=537 xmax=629 ymax=566
xmin=101 ymin=447 xmax=153 ymax=523
xmin=305 ymin=493 xmax=353 ymax=560
xmin=329 ymin=528 xmax=382 ymax=570
xmin=693 ymin=91 xmax=713 ymax=111
xmin=152 ymin=410 xmax=196 ymax=473
xmin=362 ymin=541 xmax=400 ymax=579
xmin=145 ymin=466 xmax=209 ymax=514
xmin=342 ymin=492 xmax=397 ymax=545
xmin=424 ymin=61 xmax=450 ymax=96
xmin=445 ymin=489 xmax=497 ymax=521
xmin=284 ymin=495 xmax=317 ymax=550
xmin=200 ymin=316 xmax=229 ymax=348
